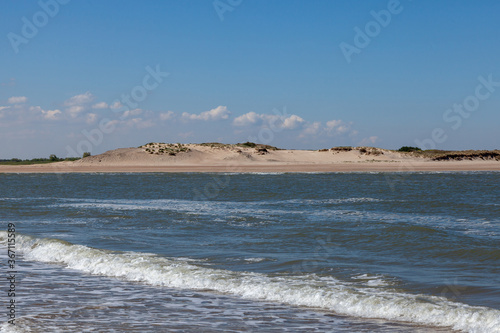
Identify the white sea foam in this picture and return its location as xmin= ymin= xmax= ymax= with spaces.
xmin=1 ymin=232 xmax=499 ymax=333
xmin=53 ymin=197 xmax=386 ymax=214
xmin=52 ymin=198 xmax=302 ymax=221
xmin=0 ymin=322 xmax=28 ymax=333
xmin=328 ymin=197 xmax=384 ymax=204
xmin=244 ymin=257 xmax=271 ymax=263
xmin=352 ymin=273 xmax=394 ymax=287
xmin=248 ymin=172 xmax=286 ymax=175
xmin=35 ymin=197 xmax=500 ymax=238
xmin=277 ymin=197 xmax=394 ymax=206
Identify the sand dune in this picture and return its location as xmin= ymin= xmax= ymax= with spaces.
xmin=1 ymin=143 xmax=499 ymax=173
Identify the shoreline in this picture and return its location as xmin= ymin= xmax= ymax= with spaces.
xmin=2 ymin=145 xmax=499 ymax=173
xmin=1 ymin=161 xmax=499 ymax=173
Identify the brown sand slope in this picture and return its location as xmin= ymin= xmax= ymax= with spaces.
xmin=1 ymin=143 xmax=499 ymax=173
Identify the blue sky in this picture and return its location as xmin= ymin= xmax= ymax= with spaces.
xmin=1 ymin=0 xmax=499 ymax=158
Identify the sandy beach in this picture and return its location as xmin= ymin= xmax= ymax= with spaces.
xmin=1 ymin=144 xmax=499 ymax=173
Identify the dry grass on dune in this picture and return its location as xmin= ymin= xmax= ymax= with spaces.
xmin=399 ymin=149 xmax=500 ymax=161
xmin=77 ymin=142 xmax=500 ymax=165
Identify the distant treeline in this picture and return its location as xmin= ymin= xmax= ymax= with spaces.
xmin=0 ymin=154 xmax=81 ymax=165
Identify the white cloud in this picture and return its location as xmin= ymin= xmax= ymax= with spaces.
xmin=282 ymin=114 xmax=305 ymax=129
xmin=299 ymin=119 xmax=354 ymax=138
xmin=359 ymin=136 xmax=379 ymax=146
xmin=126 ymin=117 xmax=154 ymax=129
xmin=30 ymin=106 xmax=62 ymax=120
xmin=106 ymin=119 xmax=120 ymax=128
xmin=300 ymin=121 xmax=322 ymax=137
xmin=233 ymin=111 xmax=261 ymax=126
xmin=92 ymin=102 xmax=109 ymax=109
xmin=182 ymin=106 xmax=230 ymax=121
xmin=138 ymin=120 xmax=155 ymax=129
xmin=326 ymin=120 xmax=342 ymax=130
xmin=232 ymin=109 xmax=359 ymax=144
xmin=159 ymin=111 xmax=175 ymax=121
xmin=1 ymin=78 xmax=16 ymax=87
xmin=42 ymin=109 xmax=62 ymax=120
xmin=104 ymin=115 xmax=156 ymax=130
xmin=8 ymin=96 xmax=27 ymax=104
xmin=233 ymin=111 xmax=304 ymax=130
xmin=86 ymin=113 xmax=97 ymax=124
xmin=122 ymin=108 xmax=143 ymax=119
xmin=67 ymin=105 xmax=85 ymax=118
xmin=64 ymin=92 xmax=94 ymax=118
xmin=64 ymin=92 xmax=93 ymax=106
xmin=325 ymin=119 xmax=350 ymax=135
xmin=0 ymin=106 xmax=10 ymax=111
xmin=110 ymin=101 xmax=123 ymax=109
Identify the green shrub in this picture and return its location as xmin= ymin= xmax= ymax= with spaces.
xmin=398 ymin=146 xmax=422 ymax=152
xmin=331 ymin=146 xmax=352 ymax=151
xmin=239 ymin=142 xmax=257 ymax=148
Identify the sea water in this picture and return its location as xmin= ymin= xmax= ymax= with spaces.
xmin=0 ymin=172 xmax=499 ymax=332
